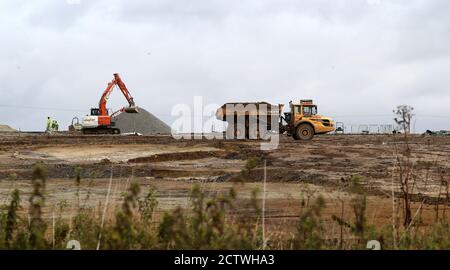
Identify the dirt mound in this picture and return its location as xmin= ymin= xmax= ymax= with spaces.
xmin=112 ymin=108 xmax=170 ymax=135
xmin=0 ymin=125 xmax=17 ymax=133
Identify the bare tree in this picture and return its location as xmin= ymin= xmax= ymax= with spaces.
xmin=394 ymin=105 xmax=414 ymax=135
xmin=393 ymin=105 xmax=415 ymax=228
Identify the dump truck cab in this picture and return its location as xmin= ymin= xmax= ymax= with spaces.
xmin=284 ymin=100 xmax=335 ymax=140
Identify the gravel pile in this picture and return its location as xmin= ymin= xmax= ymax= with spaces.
xmin=0 ymin=125 xmax=17 ymax=133
xmin=112 ymin=108 xmax=171 ymax=135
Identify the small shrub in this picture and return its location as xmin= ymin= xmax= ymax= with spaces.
xmin=105 ymin=182 xmax=141 ymax=249
xmin=28 ymin=162 xmax=48 ymax=249
xmin=158 ymin=184 xmax=258 ymax=250
xmin=4 ymin=189 xmax=21 ymax=248
xmin=138 ymin=186 xmax=158 ymax=223
xmin=292 ymin=196 xmax=325 ymax=250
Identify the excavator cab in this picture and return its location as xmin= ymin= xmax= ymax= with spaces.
xmin=90 ymin=108 xmax=100 ymax=116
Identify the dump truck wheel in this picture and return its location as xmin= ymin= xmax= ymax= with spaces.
xmin=226 ymin=124 xmax=245 ymax=139
xmin=226 ymin=125 xmax=234 ymax=139
xmin=295 ymin=124 xmax=314 ymax=141
xmin=235 ymin=126 xmax=245 ymax=139
xmin=248 ymin=126 xmax=259 ymax=140
xmin=260 ymin=131 xmax=271 ymax=140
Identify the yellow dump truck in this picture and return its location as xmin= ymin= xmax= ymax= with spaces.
xmin=216 ymin=99 xmax=335 ymax=140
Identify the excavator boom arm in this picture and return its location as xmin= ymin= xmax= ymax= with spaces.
xmin=98 ymin=73 xmax=137 ymax=116
xmin=114 ymin=73 xmax=135 ymax=107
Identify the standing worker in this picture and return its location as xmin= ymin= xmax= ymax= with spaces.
xmin=52 ymin=120 xmax=59 ymax=132
xmin=46 ymin=117 xmax=51 ymax=132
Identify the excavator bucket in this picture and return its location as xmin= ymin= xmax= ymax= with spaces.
xmin=124 ymin=106 xmax=139 ymax=113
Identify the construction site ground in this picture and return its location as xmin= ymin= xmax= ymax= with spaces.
xmin=0 ymin=133 xmax=449 ymax=237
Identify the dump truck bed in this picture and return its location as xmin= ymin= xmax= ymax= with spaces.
xmin=216 ymin=102 xmax=284 ymax=121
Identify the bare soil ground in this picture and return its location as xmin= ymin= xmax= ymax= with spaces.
xmin=0 ymin=133 xmax=449 ymax=235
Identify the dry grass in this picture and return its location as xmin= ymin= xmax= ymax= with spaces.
xmin=0 ymin=162 xmax=448 ymax=250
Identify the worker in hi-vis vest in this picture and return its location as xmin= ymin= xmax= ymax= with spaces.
xmin=46 ymin=117 xmax=51 ymax=132
xmin=52 ymin=120 xmax=59 ymax=132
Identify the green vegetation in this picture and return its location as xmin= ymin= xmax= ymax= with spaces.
xmin=0 ymin=163 xmax=448 ymax=250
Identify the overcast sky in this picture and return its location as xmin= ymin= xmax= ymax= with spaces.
xmin=1 ymin=0 xmax=449 ymax=132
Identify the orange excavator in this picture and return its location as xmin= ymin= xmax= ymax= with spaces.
xmin=81 ymin=73 xmax=138 ymax=134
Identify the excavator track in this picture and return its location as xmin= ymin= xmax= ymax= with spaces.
xmin=82 ymin=127 xmax=120 ymax=135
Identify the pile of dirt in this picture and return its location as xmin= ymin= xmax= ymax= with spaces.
xmin=112 ymin=108 xmax=170 ymax=135
xmin=0 ymin=124 xmax=17 ymax=133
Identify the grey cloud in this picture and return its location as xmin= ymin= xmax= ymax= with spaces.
xmin=0 ymin=0 xmax=449 ymax=133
